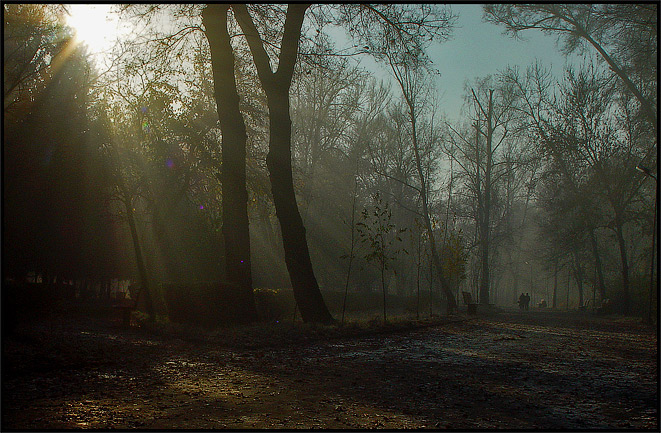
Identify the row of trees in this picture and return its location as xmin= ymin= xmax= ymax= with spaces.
xmin=485 ymin=4 xmax=656 ymax=313
xmin=4 ymin=4 xmax=656 ymax=324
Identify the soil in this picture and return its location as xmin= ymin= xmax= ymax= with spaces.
xmin=2 ymin=307 xmax=658 ymax=430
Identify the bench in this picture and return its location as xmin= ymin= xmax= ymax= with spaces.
xmin=111 ymin=298 xmax=136 ymax=327
xmin=111 ymin=287 xmax=142 ymax=327
xmin=462 ymin=291 xmax=478 ymax=315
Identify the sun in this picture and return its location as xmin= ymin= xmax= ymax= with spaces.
xmin=65 ymin=4 xmax=120 ymax=58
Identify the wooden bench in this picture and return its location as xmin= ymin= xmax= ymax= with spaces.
xmin=111 ymin=290 xmax=142 ymax=327
xmin=462 ymin=291 xmax=478 ymax=315
xmin=111 ymin=299 xmax=134 ymax=327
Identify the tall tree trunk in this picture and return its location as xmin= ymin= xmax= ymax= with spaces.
xmin=409 ymin=113 xmax=457 ymax=311
xmin=552 ymin=258 xmax=558 ymax=309
xmin=380 ymin=259 xmax=387 ymax=323
xmin=392 ymin=60 xmax=457 ymax=312
xmin=613 ymin=212 xmax=630 ymax=313
xmin=565 ymin=269 xmax=570 ymax=309
xmin=429 ymin=261 xmax=434 ymax=317
xmin=647 ymin=193 xmax=657 ymax=324
xmin=266 ymin=90 xmax=333 ymax=323
xmin=203 ymin=4 xmax=258 ymax=323
xmin=341 ymin=176 xmax=359 ymax=326
xmin=588 ymin=228 xmax=606 ymax=300
xmin=148 ymin=198 xmax=180 ymax=282
xmin=572 ymin=250 xmax=584 ymax=308
xmin=124 ymin=199 xmax=154 ymax=320
xmin=473 ymin=121 xmax=484 ymax=304
xmin=479 ymin=90 xmax=494 ymax=306
xmin=416 ymin=232 xmax=422 ymax=320
xmin=234 ymin=3 xmax=333 ymax=323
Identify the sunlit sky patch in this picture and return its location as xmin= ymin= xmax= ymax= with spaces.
xmin=65 ymin=4 xmax=124 ymax=66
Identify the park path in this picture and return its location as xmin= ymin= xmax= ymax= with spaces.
xmin=2 ymin=311 xmax=658 ymax=429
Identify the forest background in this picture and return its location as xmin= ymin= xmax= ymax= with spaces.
xmin=3 ymin=4 xmax=657 ymax=325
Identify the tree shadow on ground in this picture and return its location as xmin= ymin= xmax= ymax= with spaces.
xmin=2 ymin=311 xmax=658 ymax=429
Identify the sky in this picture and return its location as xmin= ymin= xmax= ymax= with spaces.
xmin=432 ymin=4 xmax=579 ymax=120
xmin=68 ymin=4 xmax=582 ymax=122
xmin=347 ymin=4 xmax=581 ymax=122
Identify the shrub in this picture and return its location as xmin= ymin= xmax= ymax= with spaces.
xmin=254 ymin=288 xmax=295 ymax=322
xmin=161 ymin=281 xmax=249 ymax=327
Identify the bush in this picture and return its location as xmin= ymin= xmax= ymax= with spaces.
xmin=161 ymin=282 xmax=251 ymax=327
xmin=253 ymin=288 xmax=295 ymax=322
xmin=161 ymin=283 xmax=302 ymax=327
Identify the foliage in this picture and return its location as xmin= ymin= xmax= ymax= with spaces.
xmin=356 ymin=193 xmax=407 ymax=273
xmin=484 ymin=4 xmax=657 ymax=128
xmin=356 ymin=192 xmax=407 ymax=321
xmin=3 ymin=4 xmax=70 ymax=121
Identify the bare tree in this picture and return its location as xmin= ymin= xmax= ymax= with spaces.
xmin=506 ymin=60 xmax=654 ymax=312
xmin=447 ymin=76 xmax=519 ymax=306
xmin=503 ymin=63 xmax=610 ymax=302
xmin=387 ymin=60 xmax=458 ymax=311
xmin=484 ymin=4 xmax=657 ymax=129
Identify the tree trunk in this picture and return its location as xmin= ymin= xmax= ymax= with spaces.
xmin=266 ymin=90 xmax=333 ymax=324
xmin=572 ymin=251 xmax=584 ymax=308
xmin=234 ymin=3 xmax=333 ymax=324
xmin=479 ymin=90 xmax=494 ymax=306
xmin=148 ymin=198 xmax=179 ymax=282
xmin=203 ymin=4 xmax=258 ymax=323
xmin=341 ymin=176 xmax=359 ymax=326
xmin=588 ymin=228 xmax=606 ymax=300
xmin=566 ymin=269 xmax=571 ymax=309
xmin=552 ymin=259 xmax=558 ymax=309
xmin=416 ymin=233 xmax=422 ymax=320
xmin=410 ymin=116 xmax=457 ymax=311
xmin=125 ymin=201 xmax=154 ymax=320
xmin=394 ymin=63 xmax=457 ymax=312
xmin=381 ymin=260 xmax=387 ymax=323
xmin=613 ymin=213 xmax=630 ymax=313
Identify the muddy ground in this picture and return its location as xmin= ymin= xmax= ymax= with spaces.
xmin=2 ymin=307 xmax=658 ymax=430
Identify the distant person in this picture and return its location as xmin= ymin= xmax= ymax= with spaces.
xmin=539 ymin=299 xmax=547 ymax=308
xmin=518 ymin=293 xmax=526 ymax=310
xmin=524 ymin=293 xmax=530 ymax=310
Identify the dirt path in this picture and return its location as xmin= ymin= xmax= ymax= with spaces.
xmin=2 ymin=311 xmax=657 ymax=429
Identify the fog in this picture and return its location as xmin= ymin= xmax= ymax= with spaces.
xmin=4 ymin=3 xmax=657 ymax=324
xmin=3 ymin=4 xmax=658 ymax=430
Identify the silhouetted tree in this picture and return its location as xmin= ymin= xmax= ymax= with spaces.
xmin=234 ymin=3 xmax=334 ymax=323
xmin=447 ymin=76 xmax=520 ymax=306
xmin=203 ymin=4 xmax=258 ymax=322
xmin=484 ymin=4 xmax=657 ymax=129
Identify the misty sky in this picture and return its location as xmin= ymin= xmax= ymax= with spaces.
xmin=349 ymin=4 xmax=582 ymax=122
xmin=78 ymin=4 xmax=584 ymax=122
xmin=432 ymin=4 xmax=580 ymax=119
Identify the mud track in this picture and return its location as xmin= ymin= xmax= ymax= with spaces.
xmin=2 ymin=310 xmax=657 ymax=429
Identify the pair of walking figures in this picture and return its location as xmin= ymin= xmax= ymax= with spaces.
xmin=518 ymin=293 xmax=530 ymax=310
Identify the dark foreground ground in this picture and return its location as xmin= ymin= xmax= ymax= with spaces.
xmin=2 ymin=307 xmax=658 ymax=430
